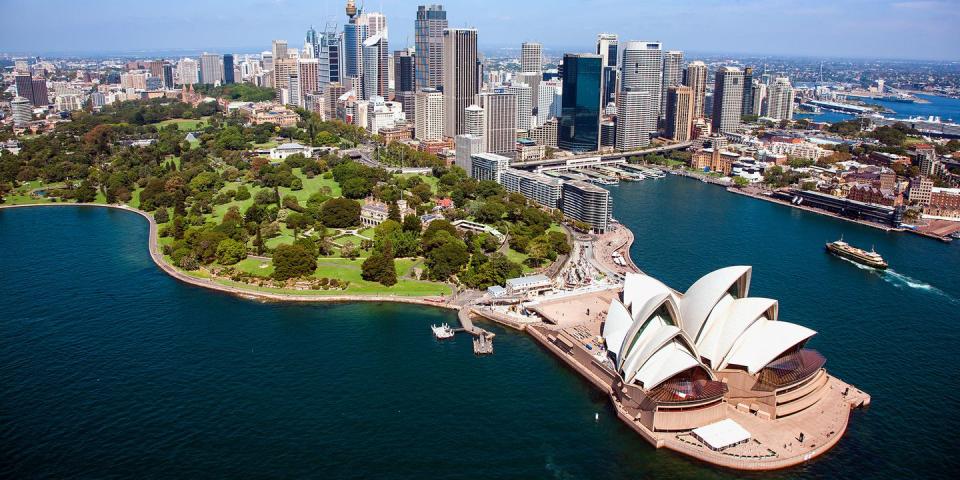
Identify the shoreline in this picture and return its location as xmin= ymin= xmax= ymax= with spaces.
xmin=0 ymin=203 xmax=460 ymax=311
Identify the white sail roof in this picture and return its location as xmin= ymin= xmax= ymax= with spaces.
xmin=696 ymin=297 xmax=778 ymax=367
xmin=722 ymin=320 xmax=816 ymax=374
xmin=623 ymin=273 xmax=674 ymax=311
xmin=679 ymin=266 xmax=752 ymax=341
xmin=602 ymin=300 xmax=634 ymax=362
xmin=633 ymin=340 xmax=703 ymax=389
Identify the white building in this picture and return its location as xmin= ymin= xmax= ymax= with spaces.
xmin=616 ymin=90 xmax=654 ymax=150
xmin=270 ymin=142 xmax=313 ymax=160
xmin=506 ymin=82 xmax=533 ymax=130
xmin=766 ymin=77 xmax=795 ymax=121
xmin=455 ymin=134 xmax=485 ymax=175
xmin=415 ymin=88 xmax=444 ymax=141
xmin=177 ymin=58 xmax=199 ymax=85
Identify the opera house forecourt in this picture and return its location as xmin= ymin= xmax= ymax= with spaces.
xmin=524 ymin=266 xmax=870 ymax=470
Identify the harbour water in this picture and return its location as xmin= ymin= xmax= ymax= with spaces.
xmin=2 ymin=178 xmax=959 ymax=478
xmin=798 ymin=93 xmax=960 ymax=124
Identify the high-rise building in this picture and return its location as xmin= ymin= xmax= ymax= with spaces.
xmin=200 ymin=53 xmax=223 ymax=85
xmin=711 ymin=66 xmax=744 ymax=134
xmin=223 ymin=54 xmax=235 ymax=84
xmin=147 ymin=60 xmax=165 ymax=78
xmin=361 ymin=34 xmax=389 ymax=100
xmin=751 ymin=82 xmax=767 ymax=116
xmin=558 ymin=54 xmax=602 ymax=152
xmin=394 ymin=49 xmax=416 ymax=94
xmin=366 ymin=12 xmax=387 ymax=38
xmin=272 ymin=40 xmax=289 ymax=62
xmin=661 ymin=50 xmax=683 ymax=118
xmin=442 ymin=28 xmax=479 ymax=137
xmin=177 ymin=58 xmax=199 ymax=85
xmin=666 ymin=85 xmax=694 ymax=141
xmin=120 ymin=72 xmax=148 ymax=90
xmin=616 ymin=89 xmax=654 ymax=150
xmin=455 ymin=134 xmax=485 ymax=174
xmin=766 ymin=76 xmax=795 ymax=120
xmin=515 ymin=71 xmax=541 ymax=125
xmin=306 ymin=26 xmax=320 ymax=58
xmin=521 ymin=42 xmax=543 ymax=74
xmin=287 ymin=73 xmax=302 ymax=107
xmin=299 ymin=58 xmax=320 ymax=95
xmin=741 ymin=67 xmax=754 ymax=118
xmin=537 ymin=80 xmax=560 ymax=126
xmin=597 ymin=33 xmax=619 ymax=107
xmin=507 ymin=82 xmax=533 ymax=130
xmin=475 ymin=90 xmax=518 ymax=158
xmin=15 ymin=74 xmax=49 ymax=106
xmin=470 ymin=152 xmax=510 ymax=182
xmin=274 ymin=58 xmax=298 ymax=95
xmin=11 ymin=96 xmax=32 ymax=127
xmin=500 ymin=168 xmax=563 ymax=208
xmin=344 ymin=14 xmax=368 ymax=80
xmin=162 ymin=64 xmax=175 ymax=89
xmin=415 ymin=88 xmax=444 ymax=141
xmin=561 ymin=180 xmax=612 ymax=233
xmin=618 ymin=41 xmax=661 ymax=149
xmin=415 ymin=4 xmax=448 ymax=91
xmin=685 ymin=61 xmax=708 ymax=118
xmin=465 ymin=104 xmax=485 ymax=137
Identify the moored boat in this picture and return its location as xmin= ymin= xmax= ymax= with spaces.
xmin=431 ymin=323 xmax=455 ymax=339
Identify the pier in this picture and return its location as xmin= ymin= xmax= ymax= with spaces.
xmin=457 ymin=307 xmax=495 ymax=355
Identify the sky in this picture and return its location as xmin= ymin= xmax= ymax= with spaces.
xmin=1 ymin=0 xmax=959 ymax=60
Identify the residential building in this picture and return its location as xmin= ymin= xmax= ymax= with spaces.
xmin=120 ymin=72 xmax=148 ymax=90
xmin=471 ymin=152 xmax=510 ymax=182
xmin=561 ymin=180 xmax=612 ymax=233
xmin=177 ymin=58 xmax=199 ymax=85
xmin=299 ymin=58 xmax=320 ymax=95
xmin=558 ymin=53 xmax=602 ymax=152
xmin=500 ymin=168 xmax=562 ymax=208
xmin=711 ymin=66 xmax=744 ymax=134
xmin=465 ymin=104 xmax=485 ymax=137
xmin=442 ymin=28 xmax=479 ymax=137
xmin=616 ymin=89 xmax=654 ymax=150
xmin=11 ymin=96 xmax=32 ymax=127
xmin=766 ymin=76 xmax=795 ymax=120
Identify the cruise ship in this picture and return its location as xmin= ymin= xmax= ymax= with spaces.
xmin=825 ymin=239 xmax=888 ymax=269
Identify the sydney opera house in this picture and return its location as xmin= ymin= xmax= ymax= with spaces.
xmin=525 ymin=266 xmax=870 ymax=470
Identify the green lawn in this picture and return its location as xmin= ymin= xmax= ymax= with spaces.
xmin=252 ymin=140 xmax=279 ymax=149
xmin=223 ymin=256 xmax=450 ymax=296
xmin=155 ymin=118 xmax=209 ymax=131
xmin=504 ymin=247 xmax=534 ymax=273
xmin=210 ymin=170 xmax=341 ymax=223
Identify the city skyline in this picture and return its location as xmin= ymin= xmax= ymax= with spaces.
xmin=1 ymin=0 xmax=959 ymax=61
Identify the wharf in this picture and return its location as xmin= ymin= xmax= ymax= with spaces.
xmin=457 ymin=307 xmax=496 ymax=355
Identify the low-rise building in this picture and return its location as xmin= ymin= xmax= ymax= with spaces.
xmin=691 ymin=148 xmax=737 ymax=175
xmin=505 ymin=274 xmax=553 ymax=296
xmin=867 ymin=151 xmax=911 ymax=169
xmin=516 ymin=138 xmax=545 ymax=162
xmin=471 ymin=152 xmax=510 ymax=182
xmin=270 ymin=142 xmax=313 ymax=160
xmin=927 ymin=187 xmax=960 ymax=218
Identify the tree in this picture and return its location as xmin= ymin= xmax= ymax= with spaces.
xmin=425 ymin=233 xmax=469 ymax=280
xmin=388 ymin=202 xmax=401 ymax=222
xmin=74 ymin=180 xmax=97 ymax=203
xmin=341 ymin=176 xmax=372 ymax=199
xmin=235 ymin=185 xmax=251 ymax=200
xmin=216 ymin=238 xmax=246 ymax=265
xmin=154 ymin=208 xmax=170 ymax=223
xmin=320 ymin=198 xmax=361 ymax=228
xmin=733 ymin=176 xmax=749 ymax=188
xmin=272 ymin=244 xmax=317 ymax=280
xmin=402 ymin=214 xmax=422 ymax=234
xmin=361 ymin=240 xmax=397 ymax=286
xmin=285 ymin=212 xmax=310 ymax=238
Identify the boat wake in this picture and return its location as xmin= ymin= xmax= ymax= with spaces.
xmin=835 ymin=256 xmax=958 ymax=303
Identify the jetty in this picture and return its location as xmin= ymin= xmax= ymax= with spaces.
xmin=457 ymin=307 xmax=495 ymax=355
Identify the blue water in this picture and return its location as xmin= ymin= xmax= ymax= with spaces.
xmin=798 ymin=93 xmax=960 ymax=124
xmin=3 ymin=181 xmax=960 ymax=478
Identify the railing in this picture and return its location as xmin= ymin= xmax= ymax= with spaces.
xmin=754 ymin=349 xmax=826 ymax=391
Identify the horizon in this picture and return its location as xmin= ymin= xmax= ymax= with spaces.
xmin=1 ymin=0 xmax=958 ymax=62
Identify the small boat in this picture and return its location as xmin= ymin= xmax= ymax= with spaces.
xmin=825 ymin=238 xmax=888 ymax=269
xmin=431 ymin=323 xmax=455 ymax=339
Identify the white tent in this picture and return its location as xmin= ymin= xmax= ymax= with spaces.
xmin=692 ymin=419 xmax=751 ymax=451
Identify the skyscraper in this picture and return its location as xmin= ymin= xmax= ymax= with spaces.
xmin=287 ymin=73 xmax=302 ymax=107
xmin=223 ymin=54 xmax=235 ymax=84
xmin=685 ymin=61 xmax=708 ymax=118
xmin=442 ymin=28 xmax=479 ymax=137
xmin=272 ymin=40 xmax=288 ymax=62
xmin=162 ymin=64 xmax=175 ymax=89
xmin=361 ymin=34 xmax=389 ymax=100
xmin=616 ymin=89 xmax=653 ymax=150
xmin=343 ymin=18 xmax=368 ymax=80
xmin=558 ymin=53 xmax=602 ymax=152
xmin=475 ymin=90 xmax=518 ymax=158
xmin=666 ymin=85 xmax=694 ymax=141
xmin=507 ymin=82 xmax=533 ymax=130
xmin=15 ymin=74 xmax=48 ymax=106
xmin=766 ymin=76 xmax=795 ymax=120
xmin=619 ymin=41 xmax=662 ymax=147
xmin=366 ymin=12 xmax=388 ymax=38
xmin=742 ymin=67 xmax=754 ymax=118
xmin=415 ymin=4 xmax=447 ymax=91
xmin=299 ymin=58 xmax=320 ymax=95
xmin=177 ymin=58 xmax=199 ymax=85
xmin=415 ymin=88 xmax=444 ymax=141
xmin=661 ymin=50 xmax=683 ymax=118
xmin=274 ymin=57 xmax=298 ymax=95
xmin=465 ymin=104 xmax=485 ymax=137
xmin=711 ymin=66 xmax=744 ymax=134
xmin=319 ymin=25 xmax=342 ymax=87
xmin=597 ymin=33 xmax=619 ymax=107
xmin=11 ymin=96 xmax=32 ymax=127
xmin=394 ymin=49 xmax=416 ymax=117
xmin=200 ymin=53 xmax=223 ymax=85
xmin=306 ymin=26 xmax=320 ymax=58
xmin=521 ymin=42 xmax=543 ymax=74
